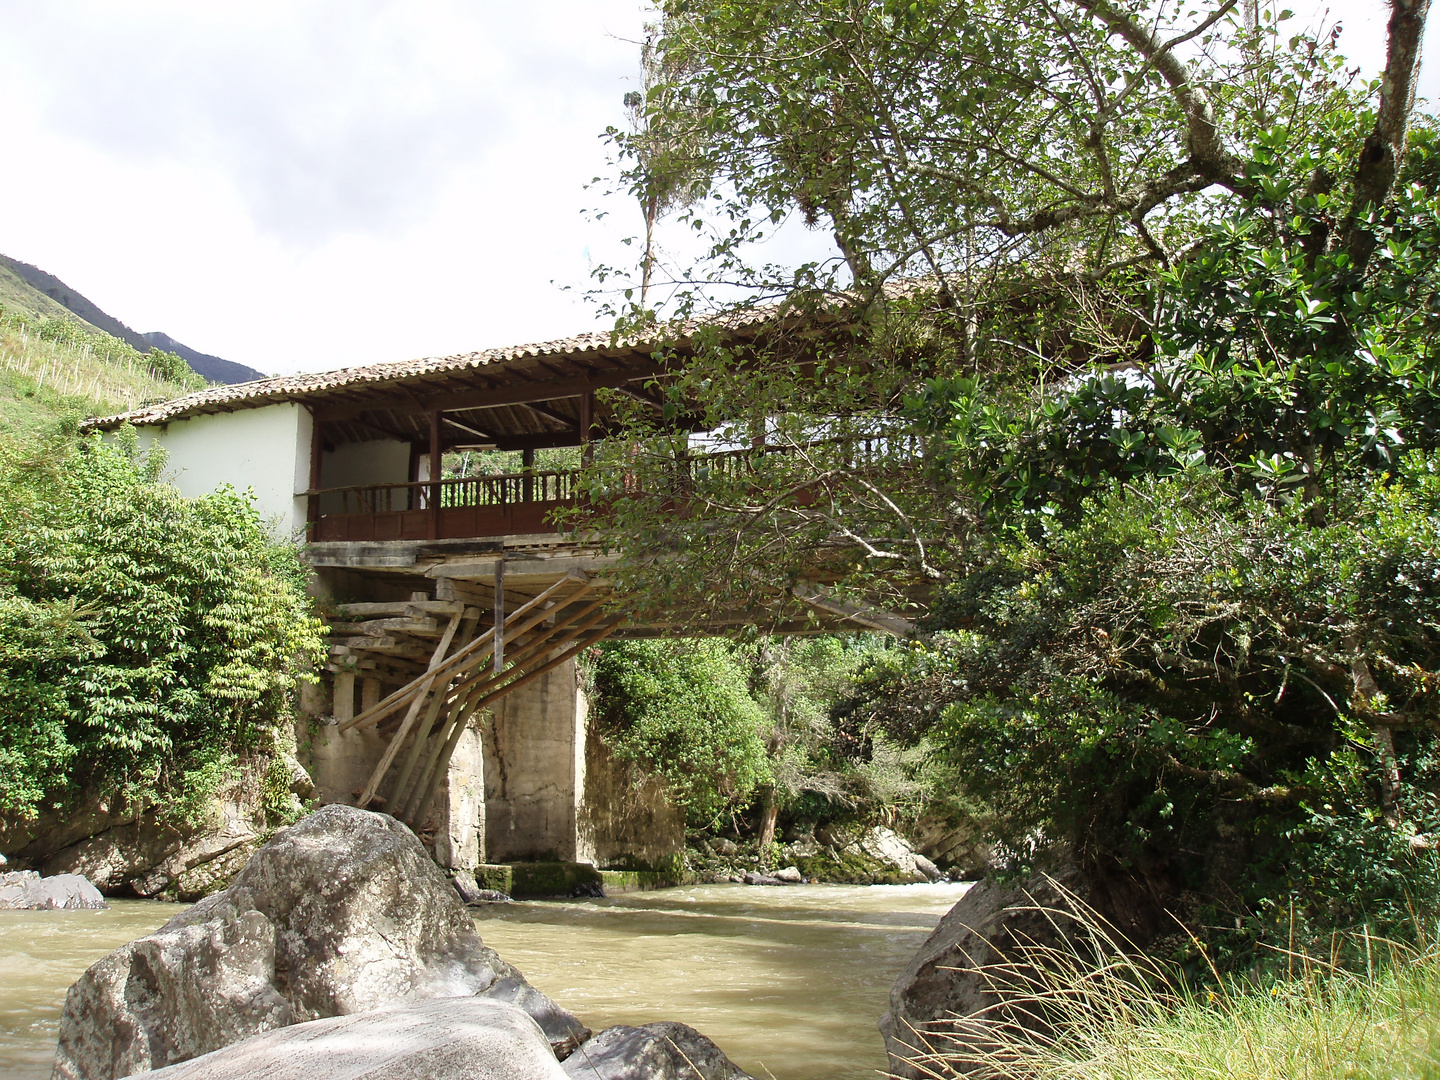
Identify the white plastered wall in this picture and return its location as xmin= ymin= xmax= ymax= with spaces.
xmin=320 ymin=438 xmax=411 ymax=514
xmin=134 ymin=402 xmax=313 ymax=538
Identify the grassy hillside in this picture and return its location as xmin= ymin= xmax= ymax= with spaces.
xmin=0 ymin=254 xmax=266 ymax=386
xmin=0 ymin=307 xmax=203 ymax=441
xmin=0 ymin=261 xmax=89 ymax=326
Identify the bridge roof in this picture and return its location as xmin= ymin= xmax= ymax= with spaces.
xmin=79 ymin=307 xmax=789 ymax=451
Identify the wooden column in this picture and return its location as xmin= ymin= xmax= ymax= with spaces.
xmin=521 ymin=447 xmax=535 ymax=503
xmin=492 ymin=558 xmax=506 ymax=674
xmin=307 ymin=410 xmax=323 ymax=540
xmin=579 ymin=390 xmax=595 ymax=465
xmin=428 ymin=409 xmax=442 ymax=541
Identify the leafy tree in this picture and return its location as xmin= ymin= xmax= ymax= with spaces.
xmin=577 ymin=0 xmax=1440 ymax=952
xmin=0 ymin=429 xmax=326 ymax=827
xmin=588 ymin=638 xmax=770 ymax=825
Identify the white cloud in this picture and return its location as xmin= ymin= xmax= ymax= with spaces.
xmin=0 ymin=0 xmax=1431 ymax=376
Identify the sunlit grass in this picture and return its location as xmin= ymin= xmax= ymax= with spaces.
xmin=900 ymin=883 xmax=1440 ymax=1080
xmin=0 ymin=318 xmax=195 ymax=437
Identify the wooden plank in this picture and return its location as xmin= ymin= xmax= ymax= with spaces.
xmin=336 ymin=573 xmax=591 ymax=732
xmin=355 ymin=609 xmax=464 ymax=809
xmin=333 ymin=600 xmax=465 ymax=617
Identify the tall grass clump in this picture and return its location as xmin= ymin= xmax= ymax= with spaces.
xmin=899 ymin=884 xmax=1440 ymax=1080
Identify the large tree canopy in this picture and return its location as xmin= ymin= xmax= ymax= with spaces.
xmin=579 ymin=0 xmax=1440 ymax=955
xmin=580 ymin=0 xmax=1435 ymax=626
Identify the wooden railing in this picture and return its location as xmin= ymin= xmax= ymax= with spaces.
xmin=308 ymin=469 xmax=578 ymax=543
xmin=306 ymin=437 xmax=919 ymax=544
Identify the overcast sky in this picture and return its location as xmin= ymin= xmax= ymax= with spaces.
xmin=0 ymin=1 xmax=1434 ymax=376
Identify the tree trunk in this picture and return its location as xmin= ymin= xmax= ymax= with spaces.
xmin=757 ymin=784 xmax=779 ymax=854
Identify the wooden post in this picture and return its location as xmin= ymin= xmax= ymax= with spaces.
xmin=307 ymin=410 xmax=323 ymax=540
xmin=492 ymin=558 xmax=505 ymax=675
xmin=428 ymin=409 xmax=442 ymax=541
xmin=522 ymin=447 xmax=535 ymax=502
xmin=579 ymin=391 xmax=594 ymax=465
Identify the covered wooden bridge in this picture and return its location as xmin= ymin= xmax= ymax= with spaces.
xmin=84 ymin=315 xmax=911 ymax=884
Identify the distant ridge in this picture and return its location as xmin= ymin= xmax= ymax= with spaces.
xmin=0 ymin=254 xmax=265 ymax=385
xmin=141 ymin=332 xmax=266 ymax=386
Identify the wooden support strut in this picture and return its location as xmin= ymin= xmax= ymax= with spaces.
xmin=397 ymin=603 xmax=615 ymax=824
xmin=353 ymin=608 xmax=464 ymax=808
xmin=493 ymin=557 xmax=505 ymax=675
xmin=428 ymin=409 xmax=441 ymax=542
xmin=336 ymin=573 xmax=590 ymax=733
xmin=408 ymin=620 xmax=623 ymax=829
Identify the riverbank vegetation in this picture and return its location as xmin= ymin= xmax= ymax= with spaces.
xmin=907 ymin=902 xmax=1440 ymax=1079
xmin=575 ymin=0 xmax=1440 ymax=972
xmin=0 ymin=427 xmax=326 ymax=838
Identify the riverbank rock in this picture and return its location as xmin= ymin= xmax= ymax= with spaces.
xmin=879 ymin=857 xmax=1171 ymax=1078
xmin=858 ymin=827 xmax=941 ymax=882
xmin=52 ymin=805 xmax=587 ymax=1080
xmin=879 ymin=866 xmax=1085 ymax=1078
xmin=452 ymin=871 xmax=512 ymax=905
xmin=134 ymin=997 xmax=568 ymax=1080
xmin=0 ymin=871 xmax=107 ymax=910
xmin=908 ymin=814 xmax=991 ymax=880
xmin=563 ymin=1022 xmax=753 ymax=1080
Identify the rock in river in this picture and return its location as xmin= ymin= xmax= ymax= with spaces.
xmin=563 ymin=1022 xmax=754 ymax=1080
xmin=132 ymin=997 xmax=569 ymax=1080
xmin=51 ymin=805 xmax=587 ymax=1080
xmin=0 ymin=871 xmax=107 ymax=910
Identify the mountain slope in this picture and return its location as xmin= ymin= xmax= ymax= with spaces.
xmin=0 ymin=254 xmax=151 ymax=350
xmin=142 ymin=331 xmax=265 ymax=385
xmin=0 ymin=255 xmax=265 ymax=384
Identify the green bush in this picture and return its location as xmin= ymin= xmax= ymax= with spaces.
xmin=589 ymin=638 xmax=769 ymax=825
xmin=0 ymin=428 xmax=326 ymax=824
xmin=909 ymin=461 xmax=1440 ymax=954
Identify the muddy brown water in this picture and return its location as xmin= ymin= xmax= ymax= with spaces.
xmin=0 ymin=881 xmax=968 ymax=1080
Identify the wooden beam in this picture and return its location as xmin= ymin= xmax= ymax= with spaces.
xmin=428 ymin=410 xmax=441 ymax=542
xmin=519 ymin=401 xmax=576 ymax=429
xmin=354 ymin=609 xmax=464 ymax=809
xmin=307 ymin=408 xmax=323 ymax=540
xmin=313 ymin=364 xmax=665 ymax=422
xmin=493 ymin=557 xmax=505 ymax=675
xmin=336 ymin=573 xmax=592 ymax=732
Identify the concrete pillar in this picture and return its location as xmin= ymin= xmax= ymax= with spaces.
xmin=433 ymin=723 xmax=485 ymax=871
xmin=333 ymin=672 xmax=355 ymax=726
xmin=307 ymin=726 xmax=387 ymax=807
xmin=361 ymin=678 xmax=381 ymax=713
xmin=484 ymin=657 xmax=586 ymax=863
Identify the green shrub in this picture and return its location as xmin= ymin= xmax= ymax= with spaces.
xmin=589 ymin=638 xmax=769 ymax=825
xmin=0 ymin=428 xmax=326 ymax=823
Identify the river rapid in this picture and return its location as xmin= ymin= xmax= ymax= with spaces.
xmin=0 ymin=881 xmax=969 ymax=1080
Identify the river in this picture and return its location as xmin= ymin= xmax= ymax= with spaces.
xmin=0 ymin=881 xmax=968 ymax=1080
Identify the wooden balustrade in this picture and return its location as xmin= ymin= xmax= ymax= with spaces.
xmin=306 ymin=437 xmax=920 ymax=543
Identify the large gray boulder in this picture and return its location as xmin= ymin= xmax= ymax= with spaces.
xmin=52 ymin=805 xmax=587 ymax=1080
xmin=879 ymin=864 xmax=1088 ymax=1078
xmin=879 ymin=859 xmax=1170 ymax=1078
xmin=131 ymin=997 xmax=568 ymax=1080
xmin=0 ymin=871 xmax=107 ymax=910
xmin=563 ymin=1022 xmax=754 ymax=1080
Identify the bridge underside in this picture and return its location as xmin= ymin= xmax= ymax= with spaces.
xmin=300 ymin=533 xmax=892 ymax=879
